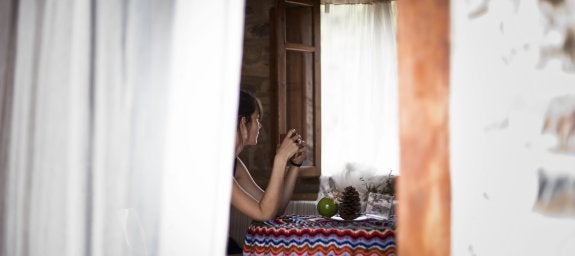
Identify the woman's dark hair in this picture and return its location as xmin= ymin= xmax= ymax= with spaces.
xmin=238 ymin=90 xmax=263 ymax=125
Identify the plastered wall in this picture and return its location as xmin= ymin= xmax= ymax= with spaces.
xmin=451 ymin=1 xmax=575 ymax=255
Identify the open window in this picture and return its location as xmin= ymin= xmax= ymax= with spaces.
xmin=269 ymin=0 xmax=399 ymax=199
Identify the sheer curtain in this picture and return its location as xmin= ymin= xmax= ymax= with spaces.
xmin=0 ymin=0 xmax=244 ymax=255
xmin=321 ymin=2 xmax=399 ymax=176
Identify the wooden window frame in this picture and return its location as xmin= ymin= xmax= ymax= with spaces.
xmin=270 ymin=0 xmax=322 ymax=179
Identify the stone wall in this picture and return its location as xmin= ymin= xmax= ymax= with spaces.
xmin=239 ymin=0 xmax=276 ymax=188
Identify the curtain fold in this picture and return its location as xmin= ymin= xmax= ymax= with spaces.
xmin=321 ymin=2 xmax=399 ymax=176
xmin=0 ymin=0 xmax=17 ymax=253
xmin=0 ymin=0 xmax=244 ymax=255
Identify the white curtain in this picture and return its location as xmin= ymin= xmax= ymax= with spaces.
xmin=0 ymin=0 xmax=244 ymax=255
xmin=321 ymin=2 xmax=399 ymax=176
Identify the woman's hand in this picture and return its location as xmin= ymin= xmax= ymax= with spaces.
xmin=289 ymin=139 xmax=307 ymax=166
xmin=276 ymin=129 xmax=302 ymax=162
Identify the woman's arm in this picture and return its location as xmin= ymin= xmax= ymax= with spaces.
xmin=277 ymin=140 xmax=308 ymax=215
xmin=231 ymin=156 xmax=288 ymax=221
xmin=276 ymin=166 xmax=300 ymax=215
xmin=231 ymin=129 xmax=301 ymax=221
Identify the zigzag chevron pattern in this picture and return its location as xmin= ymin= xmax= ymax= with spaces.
xmin=243 ymin=215 xmax=396 ymax=256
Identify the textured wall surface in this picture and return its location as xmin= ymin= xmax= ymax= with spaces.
xmin=452 ymin=0 xmax=575 ymax=255
xmin=239 ymin=0 xmax=275 ymax=188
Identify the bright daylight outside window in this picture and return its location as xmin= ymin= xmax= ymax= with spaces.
xmin=320 ymin=2 xmax=399 ymax=177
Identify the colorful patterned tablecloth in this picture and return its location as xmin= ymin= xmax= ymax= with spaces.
xmin=243 ymin=214 xmax=396 ymax=256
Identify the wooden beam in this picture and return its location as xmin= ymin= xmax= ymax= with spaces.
xmin=396 ymin=0 xmax=451 ymax=255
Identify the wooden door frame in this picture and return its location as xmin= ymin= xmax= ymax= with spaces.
xmin=396 ymin=0 xmax=451 ymax=255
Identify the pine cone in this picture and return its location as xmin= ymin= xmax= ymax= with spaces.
xmin=338 ymin=186 xmax=361 ymax=220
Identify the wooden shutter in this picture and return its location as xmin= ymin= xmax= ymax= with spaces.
xmin=271 ymin=0 xmax=321 ymax=179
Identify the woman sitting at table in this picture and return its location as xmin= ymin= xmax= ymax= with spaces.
xmin=231 ymin=90 xmax=307 ymax=221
